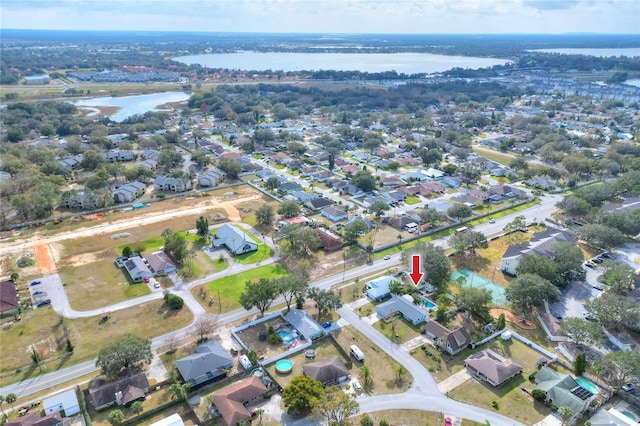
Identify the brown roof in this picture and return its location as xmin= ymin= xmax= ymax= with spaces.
xmin=538 ymin=313 xmax=565 ymax=337
xmin=0 ymin=280 xmax=19 ymax=314
xmin=424 ymin=321 xmax=450 ymax=339
xmin=6 ymin=412 xmax=61 ymax=426
xmin=465 ymin=349 xmax=523 ymax=386
xmin=315 ymin=229 xmax=344 ymax=251
xmin=88 ymin=371 xmax=149 ymax=409
xmin=302 ymin=356 xmax=349 ymax=385
xmin=212 ymin=376 xmax=267 ymax=426
xmin=446 ymin=327 xmax=472 ymax=352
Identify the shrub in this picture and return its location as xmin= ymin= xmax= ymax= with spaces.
xmin=491 ymin=400 xmax=499 ymax=410
xmin=267 ymin=332 xmax=282 ymax=344
xmin=550 ymin=404 xmax=558 ymax=412
xmin=164 ymin=294 xmax=184 ymax=310
xmin=532 ymin=389 xmax=546 ymax=402
xmin=528 ymin=372 xmax=536 ymax=382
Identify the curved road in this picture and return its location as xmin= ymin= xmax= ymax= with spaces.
xmin=1 ymin=195 xmax=559 ymax=425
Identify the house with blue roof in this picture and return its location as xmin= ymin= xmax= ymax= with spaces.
xmin=175 ymin=340 xmax=233 ymax=387
xmin=365 ymin=276 xmax=396 ymax=301
xmin=212 ymin=224 xmax=258 ymax=255
xmin=376 ymin=294 xmax=429 ymax=325
xmin=442 ymin=176 xmax=462 ymax=189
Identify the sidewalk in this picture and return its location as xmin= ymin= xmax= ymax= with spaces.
xmin=437 ymin=369 xmax=471 ymax=394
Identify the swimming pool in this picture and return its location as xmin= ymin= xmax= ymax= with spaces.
xmin=575 ymin=377 xmax=599 ymax=394
xmin=277 ymin=328 xmax=298 ymax=344
xmin=450 ymin=269 xmax=506 ymax=305
xmin=622 ymin=411 xmax=638 ymax=421
xmin=420 ymin=297 xmax=437 ymax=310
xmin=275 ymin=359 xmax=293 ymax=375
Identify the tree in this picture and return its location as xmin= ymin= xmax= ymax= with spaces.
xmin=504 ymin=215 xmax=527 ymax=233
xmin=96 ymin=334 xmax=153 ymax=379
xmin=162 ymin=228 xmax=188 ymax=265
xmin=164 ymin=293 xmax=184 ymax=310
xmin=276 ymin=274 xmax=308 ymax=312
xmin=80 ymin=148 xmax=106 ymax=171
xmin=406 ymin=243 xmax=450 ymax=288
xmin=368 ymin=201 xmax=390 ymax=220
xmin=193 ymin=314 xmax=219 ymax=342
xmin=343 ymin=221 xmax=368 ymax=245
xmin=278 ymin=200 xmax=301 ymax=218
xmin=388 ymin=280 xmax=406 ymax=295
xmin=574 ymin=353 xmax=587 ymax=377
xmin=359 ymin=366 xmax=374 ymax=392
xmin=578 ymin=224 xmax=626 ymax=249
xmin=190 ymin=150 xmax=211 ymax=168
xmin=313 ymin=386 xmax=359 ymax=426
xmin=396 ymin=365 xmax=408 ymax=386
xmin=557 ymin=195 xmax=591 ymax=218
xmin=66 ymin=338 xmax=74 ymax=353
xmin=496 ymin=313 xmax=506 ymax=330
xmin=459 ymin=164 xmax=481 ymax=186
xmin=419 ymin=208 xmax=448 ymax=229
xmin=275 ymin=224 xmax=321 ymax=266
xmin=505 ymin=274 xmax=560 ymax=315
xmin=158 ymin=149 xmax=184 ymax=170
xmin=5 ymin=393 xmax=16 ymax=410
xmin=196 ymin=216 xmax=209 ymax=240
xmin=516 ymin=255 xmax=559 ymax=284
xmin=558 ymin=406 xmax=574 ymax=426
xmin=551 ymin=242 xmax=586 ymax=283
xmin=107 ymin=409 xmax=124 ymax=426
xmin=169 ymin=382 xmax=191 ymax=401
xmin=360 ymin=414 xmax=374 ymax=426
xmin=30 ymin=346 xmax=41 ymax=368
xmin=449 ymin=231 xmax=487 ymax=256
xmin=584 ymin=292 xmax=640 ymax=331
xmin=561 ymin=318 xmax=606 ymax=346
xmin=509 ymin=157 xmax=529 ymax=171
xmin=447 ymin=204 xmax=473 ymax=219
xmin=265 ymin=177 xmax=281 ymax=191
xmin=593 ymin=351 xmax=640 ymax=388
xmin=352 ymin=170 xmax=375 ymax=192
xmin=457 ymin=287 xmax=492 ymax=321
xmin=256 ymin=205 xmax=275 ymax=226
xmin=239 ymin=278 xmax=278 ymax=316
xmin=307 ymin=288 xmax=342 ymax=318
xmin=282 ymin=375 xmax=324 ymax=415
xmin=130 ymin=400 xmax=144 ymax=415
xmin=598 ymin=261 xmax=636 ymax=294
xmin=217 ymin=158 xmax=242 ymax=179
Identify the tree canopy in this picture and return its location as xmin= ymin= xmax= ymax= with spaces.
xmin=96 ymin=334 xmax=153 ymax=379
xmin=505 ymin=273 xmax=560 ymax=315
xmin=560 ymin=317 xmax=606 ymax=346
xmin=239 ymin=278 xmax=278 ymax=316
xmin=256 ymin=204 xmax=275 ymax=226
xmin=456 ymin=287 xmax=492 ymax=321
xmin=593 ymin=351 xmax=640 ymax=388
xmin=406 ymin=243 xmax=451 ymax=288
xmin=282 ymin=375 xmax=324 ymax=415
xmin=278 ymin=200 xmax=302 ymax=218
xmin=313 ymin=386 xmax=359 ymax=426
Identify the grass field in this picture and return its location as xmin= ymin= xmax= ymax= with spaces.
xmin=404 ymin=195 xmax=421 ymax=205
xmin=352 ymin=410 xmax=480 ymax=426
xmin=373 ymin=317 xmax=423 ymax=344
xmin=194 ymin=264 xmax=288 ymax=313
xmin=234 ymin=244 xmax=274 ymax=264
xmin=0 ymin=299 xmax=192 ymax=381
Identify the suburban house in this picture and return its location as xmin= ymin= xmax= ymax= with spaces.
xmin=212 ymin=224 xmax=259 ymax=256
xmin=175 ymin=340 xmax=233 ymax=387
xmin=436 ymin=326 xmax=472 ymax=355
xmin=42 ymin=389 xmax=80 ymax=416
xmin=424 ymin=321 xmax=450 ymax=341
xmin=315 ymin=228 xmax=344 ymax=251
xmin=533 ymin=367 xmax=596 ymax=420
xmin=88 ymin=371 xmax=149 ymax=410
xmin=212 ymin=376 xmax=268 ymax=426
xmin=284 ymin=309 xmax=326 ymax=340
xmin=304 ymin=197 xmax=334 ymax=212
xmin=59 ymin=190 xmax=105 ymax=210
xmin=138 ymin=159 xmax=157 ymax=170
xmin=278 ymin=182 xmax=303 ymax=195
xmin=376 ymin=294 xmax=429 ymax=325
xmin=146 ymin=250 xmax=177 ymax=275
xmin=500 ymin=226 xmax=577 ymax=275
xmin=121 ymin=256 xmax=154 ymax=282
xmin=198 ymin=169 xmax=226 ymax=188
xmin=422 ymin=167 xmax=445 ymax=180
xmin=57 ymin=154 xmax=83 ymax=170
xmin=103 ymin=150 xmax=135 ymax=162
xmin=303 ymin=357 xmax=350 ymax=386
xmin=153 ymin=176 xmax=193 ymax=193
xmin=488 ymin=185 xmax=526 ymax=201
xmin=365 ymin=275 xmax=395 ymax=301
xmin=537 ymin=313 xmax=570 ymax=342
xmin=464 ymin=349 xmax=523 ymax=387
xmin=5 ymin=412 xmax=61 ymax=426
xmin=321 ymin=206 xmax=348 ymax=222
xmin=113 ymin=182 xmax=147 ymax=204
xmin=527 ymin=177 xmax=558 ymax=191
xmin=0 ymin=280 xmax=19 ymax=317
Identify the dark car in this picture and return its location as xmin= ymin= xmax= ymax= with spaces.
xmin=36 ymin=299 xmax=51 ymax=307
xmin=592 ymin=257 xmax=603 ymax=264
xmin=555 ymin=313 xmax=563 ymax=320
xmin=601 ymin=252 xmax=612 ymax=259
xmin=33 ymin=291 xmax=44 ymax=296
xmin=322 ymin=322 xmax=332 ymax=329
xmin=30 ymin=280 xmax=42 ymax=286
xmin=584 ymin=262 xmax=594 ymax=269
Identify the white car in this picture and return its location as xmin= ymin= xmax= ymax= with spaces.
xmin=489 ymin=219 xmax=496 ymax=224
xmin=383 ymin=255 xmax=391 ymax=260
xmin=622 ymin=383 xmax=636 ymax=392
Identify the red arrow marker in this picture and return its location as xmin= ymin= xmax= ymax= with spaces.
xmin=408 ymin=254 xmax=424 ymax=287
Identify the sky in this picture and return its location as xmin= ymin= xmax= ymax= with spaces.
xmin=1 ymin=0 xmax=639 ymax=35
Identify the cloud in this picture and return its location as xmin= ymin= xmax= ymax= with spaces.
xmin=523 ymin=0 xmax=580 ymax=10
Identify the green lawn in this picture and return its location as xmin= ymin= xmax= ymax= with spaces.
xmin=233 ymin=244 xmax=274 ymax=264
xmin=198 ymin=264 xmax=288 ymax=313
xmin=404 ymin=195 xmax=421 ymax=205
xmin=373 ymin=318 xmax=423 ymax=344
xmin=116 ymin=230 xmax=208 ymax=254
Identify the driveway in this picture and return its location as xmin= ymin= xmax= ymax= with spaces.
xmin=549 ymin=272 xmax=600 ymax=320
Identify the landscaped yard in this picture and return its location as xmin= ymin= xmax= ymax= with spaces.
xmin=59 ymin=257 xmax=151 ymax=310
xmin=194 ymin=264 xmax=288 ymax=314
xmin=234 ymin=244 xmax=275 ymax=264
xmin=404 ymin=195 xmax=421 ymax=205
xmin=352 ymin=409 xmax=479 ymax=426
xmin=373 ymin=317 xmax=423 ymax=344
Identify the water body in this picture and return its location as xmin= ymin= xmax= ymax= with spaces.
xmin=174 ymin=51 xmax=510 ymax=74
xmin=530 ymin=48 xmax=640 ymax=57
xmin=73 ymin=91 xmax=190 ymax=122
xmin=624 ymin=79 xmax=640 ymax=88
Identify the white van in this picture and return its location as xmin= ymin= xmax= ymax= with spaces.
xmin=350 ymin=345 xmax=364 ymax=361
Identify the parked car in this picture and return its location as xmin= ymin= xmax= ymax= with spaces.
xmin=444 ymin=418 xmax=453 ymax=426
xmin=489 ymin=219 xmax=496 ymax=224
xmin=584 ymin=262 xmax=594 ymax=269
xmin=592 ymin=284 xmax=604 ymax=291
xmin=600 ymin=252 xmax=612 ymax=259
xmin=36 ymin=299 xmax=51 ymax=307
xmin=622 ymin=383 xmax=636 ymax=392
xmin=592 ymin=257 xmax=603 ymax=264
xmin=383 ymin=255 xmax=391 ymax=260
xmin=29 ymin=280 xmax=41 ymax=286
xmin=352 ymin=380 xmax=363 ymax=392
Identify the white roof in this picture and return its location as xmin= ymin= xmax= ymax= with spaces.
xmin=149 ymin=413 xmax=184 ymax=426
xmin=42 ymin=389 xmax=80 ymax=415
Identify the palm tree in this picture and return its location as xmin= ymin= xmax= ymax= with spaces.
xmin=559 ymin=406 xmax=574 ymax=426
xmin=396 ymin=365 xmax=407 ymax=386
xmin=169 ymin=382 xmax=191 ymax=401
xmin=359 ymin=366 xmax=373 ymax=393
xmin=255 ymin=408 xmax=265 ymax=425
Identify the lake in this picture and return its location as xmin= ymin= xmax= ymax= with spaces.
xmin=173 ymin=51 xmax=510 ymax=74
xmin=530 ymin=48 xmax=640 ymax=58
xmin=624 ymin=79 xmax=640 ymax=88
xmin=73 ymin=91 xmax=190 ymax=122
